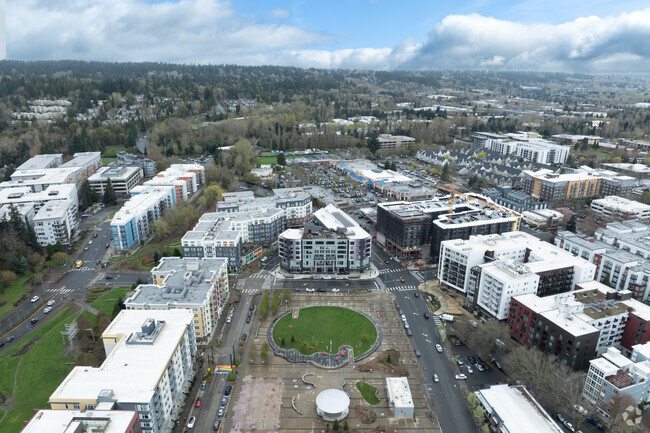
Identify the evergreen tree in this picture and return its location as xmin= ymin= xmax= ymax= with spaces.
xmin=80 ymin=180 xmax=99 ymax=210
xmin=103 ymin=178 xmax=117 ymax=205
xmin=566 ymin=215 xmax=577 ymax=233
xmin=11 ymin=255 xmax=28 ymax=274
xmin=367 ymin=134 xmax=380 ymax=155
xmin=277 ymin=152 xmax=286 ymax=166
xmin=332 ymin=419 xmax=340 ymax=431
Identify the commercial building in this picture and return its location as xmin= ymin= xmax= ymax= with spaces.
xmin=522 ymin=168 xmax=635 ymax=201
xmin=591 ymin=196 xmax=650 ymax=221
xmin=330 ymin=159 xmax=421 ymax=194
xmin=125 ymin=257 xmax=229 ymax=343
xmin=49 ymin=310 xmax=197 ymax=433
xmin=600 ymin=163 xmax=650 ymax=180
xmin=21 ymin=409 xmax=141 ymax=433
xmin=385 ymin=377 xmax=414 ymax=419
xmin=475 ymin=384 xmax=564 ymax=433
xmin=144 ymin=164 xmax=205 ymax=202
xmin=278 ymin=204 xmax=372 ymax=275
xmin=0 ymin=152 xmax=101 ymax=192
xmin=219 ymin=187 xmax=312 ymax=228
xmin=521 ymin=209 xmax=564 ymax=229
xmin=88 ymin=166 xmax=143 ymax=199
xmin=583 ymin=344 xmax=650 ymax=423
xmin=250 ymin=165 xmax=275 ymax=180
xmin=376 ymin=197 xmax=518 ymax=263
xmin=117 ymin=151 xmax=157 ymax=177
xmin=481 ymin=186 xmax=548 ymax=213
xmin=551 ymin=134 xmax=602 ymax=146
xmin=377 ymin=134 xmax=415 ymax=151
xmin=33 ymin=199 xmax=78 ymax=246
xmin=111 ymin=187 xmax=176 ymax=252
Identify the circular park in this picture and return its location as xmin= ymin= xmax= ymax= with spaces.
xmin=270 ymin=306 xmax=379 ymax=362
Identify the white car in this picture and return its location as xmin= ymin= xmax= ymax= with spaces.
xmin=47 ymin=300 xmax=56 ymax=306
xmin=331 ymin=288 xmax=340 ymax=292
xmin=30 ymin=296 xmax=40 ymax=303
xmin=435 ymin=344 xmax=443 ymax=353
xmin=455 ymin=374 xmax=467 ymax=380
xmin=466 ymin=365 xmax=474 ymax=374
xmin=187 ymin=416 xmax=196 ymax=428
xmin=43 ymin=307 xmax=52 ymax=314
xmin=306 ymin=288 xmax=315 ymax=292
xmin=573 ymin=404 xmax=588 ymax=415
xmin=323 ymin=276 xmax=332 ymax=280
xmin=433 ymin=374 xmax=439 ymax=383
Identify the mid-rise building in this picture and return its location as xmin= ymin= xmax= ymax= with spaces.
xmin=473 ymin=132 xmax=569 ymax=164
xmin=181 ymin=213 xmax=242 ymax=271
xmin=219 ymin=187 xmax=312 ymax=228
xmin=376 ymin=197 xmax=518 ymax=262
xmin=250 ymin=165 xmax=275 ymax=180
xmin=439 ymin=232 xmax=596 ymax=319
xmin=330 ymin=159 xmax=419 ymax=194
xmin=21 ymin=409 xmax=141 ymax=433
xmin=521 ymin=209 xmax=564 ymax=229
xmin=591 ymin=196 xmax=650 ymax=222
xmin=111 ymin=187 xmax=176 ymax=252
xmin=117 ymin=151 xmax=157 ymax=177
xmin=377 ymin=134 xmax=415 ymax=151
xmin=475 ymin=384 xmax=564 ymax=433
xmin=88 ymin=166 xmax=143 ymax=199
xmin=583 ymin=345 xmax=650 ymax=424
xmin=551 ymin=134 xmax=602 ymax=146
xmin=278 ymin=204 xmax=372 ymax=275
xmin=125 ymin=257 xmax=229 ymax=343
xmin=522 ymin=168 xmax=635 ymax=201
xmin=48 ymin=310 xmax=196 ymax=433
xmin=600 ymin=163 xmax=650 ymax=180
xmin=0 ymin=184 xmax=78 ymax=211
xmin=33 ymin=199 xmax=78 ymax=246
xmin=481 ymin=186 xmax=548 ymax=213
xmin=15 ymin=154 xmax=62 ymax=170
xmin=144 ymin=164 xmax=205 ymax=202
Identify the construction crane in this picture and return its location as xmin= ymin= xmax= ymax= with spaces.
xmin=447 ymin=178 xmax=455 ymax=213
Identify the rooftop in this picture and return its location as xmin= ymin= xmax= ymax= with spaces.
xmin=88 ymin=165 xmax=142 ymax=181
xmin=33 ymin=199 xmax=73 ymax=221
xmin=21 ymin=409 xmax=137 ymax=433
xmin=16 ymin=154 xmax=62 ymax=171
xmin=386 ymin=377 xmax=414 ymax=409
xmin=314 ymin=204 xmax=370 ymax=240
xmin=111 ymin=187 xmax=173 ymax=224
xmin=602 ymin=163 xmax=650 ymax=174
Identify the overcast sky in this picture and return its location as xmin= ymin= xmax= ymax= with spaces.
xmin=7 ymin=0 xmax=650 ymax=72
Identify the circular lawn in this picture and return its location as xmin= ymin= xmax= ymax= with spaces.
xmin=272 ymin=306 xmax=377 ymax=355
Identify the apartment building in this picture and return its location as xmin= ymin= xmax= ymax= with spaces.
xmin=33 ymin=199 xmax=78 ymax=246
xmin=22 ymin=410 xmax=141 ymax=433
xmin=481 ymin=186 xmax=548 ymax=213
xmin=583 ymin=345 xmax=650 ymax=423
xmin=377 ymin=134 xmax=415 ymax=151
xmin=117 ymin=151 xmax=157 ymax=177
xmin=522 ymin=168 xmax=635 ymax=201
xmin=601 ymin=163 xmax=650 ymax=180
xmin=473 ymin=132 xmax=569 ymax=164
xmin=144 ymin=164 xmax=205 ymax=202
xmin=181 ymin=213 xmax=242 ymax=271
xmin=521 ymin=209 xmax=564 ymax=229
xmin=88 ymin=166 xmax=143 ymax=199
xmin=125 ymin=257 xmax=229 ymax=343
xmin=591 ymin=196 xmax=650 ymax=222
xmin=278 ymin=204 xmax=372 ymax=275
xmin=219 ymin=187 xmax=312 ymax=228
xmin=49 ymin=310 xmax=196 ymax=433
xmin=376 ymin=197 xmax=518 ymax=262
xmin=111 ymin=187 xmax=176 ymax=252
xmin=438 ymin=232 xmax=596 ymax=318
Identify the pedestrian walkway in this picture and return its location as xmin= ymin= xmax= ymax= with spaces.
xmin=432 ymin=316 xmax=443 ymax=326
xmin=410 ymin=270 xmax=425 ymax=282
xmin=379 ymin=268 xmax=403 ymax=275
xmin=71 ymin=267 xmax=93 ymax=272
xmin=49 ymin=287 xmax=74 ymax=294
xmin=385 ymin=285 xmax=418 ymax=292
xmin=241 ymin=288 xmax=260 ymax=295
xmin=247 ymin=275 xmax=266 ymax=281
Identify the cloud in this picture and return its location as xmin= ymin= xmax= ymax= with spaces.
xmin=400 ymin=9 xmax=650 ymax=72
xmin=5 ymin=1 xmax=650 ymax=73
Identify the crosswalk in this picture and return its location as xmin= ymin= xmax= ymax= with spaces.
xmin=385 ymin=285 xmax=418 ymax=292
xmin=410 ymin=271 xmax=425 ymax=282
xmin=241 ymin=288 xmax=260 ymax=295
xmin=49 ymin=288 xmax=74 ymax=294
xmin=72 ymin=267 xmax=93 ymax=272
xmin=246 ymin=275 xmax=266 ymax=280
xmin=379 ymin=268 xmax=403 ymax=275
xmin=433 ymin=316 xmax=443 ymax=326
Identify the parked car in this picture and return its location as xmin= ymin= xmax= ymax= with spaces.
xmin=187 ymin=416 xmax=196 ymax=428
xmin=217 ymin=406 xmax=225 ymax=417
xmin=563 ymin=421 xmax=575 ymax=432
xmin=573 ymin=405 xmax=588 ymax=415
xmin=30 ymin=296 xmax=40 ymax=303
xmin=406 ymin=329 xmax=413 ymax=336
xmin=435 ymin=344 xmax=443 ymax=353
xmin=455 ymin=374 xmax=467 ymax=380
xmin=241 ymin=333 xmax=247 ymax=341
xmin=492 ymin=358 xmax=503 ymax=369
xmin=30 ymin=317 xmax=39 ymax=325
xmin=457 ymin=358 xmax=464 ymax=366
xmin=556 ymin=413 xmax=566 ymax=423
xmin=201 ymin=381 xmax=206 ymax=390
xmin=466 ymin=365 xmax=474 ymax=374
xmin=195 ymin=398 xmax=202 ymax=407
xmin=224 ymin=384 xmax=232 ymax=395
xmin=213 ymin=419 xmax=221 ymax=431
xmin=587 ymin=416 xmax=605 ymax=429
xmin=221 ymin=396 xmax=228 ymax=406
xmin=246 ymin=316 xmax=251 ymax=323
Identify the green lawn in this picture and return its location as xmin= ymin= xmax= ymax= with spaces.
xmin=101 ymin=157 xmax=117 ymax=165
xmin=272 ymin=306 xmax=377 ymax=355
xmin=102 ymin=146 xmax=127 ymax=157
xmin=356 ymin=381 xmax=380 ymax=405
xmin=256 ymin=155 xmax=297 ymax=165
xmin=91 ymin=287 xmax=130 ymax=317
xmin=0 ymin=308 xmax=77 ymax=433
xmin=0 ymin=275 xmax=34 ymax=320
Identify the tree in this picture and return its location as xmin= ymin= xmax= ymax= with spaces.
xmin=260 ymin=342 xmax=269 ymax=360
xmin=441 ymin=162 xmax=451 ymax=182
xmin=80 ymin=180 xmax=99 ymax=209
xmin=172 ymin=247 xmax=182 ymax=257
xmin=277 ymin=152 xmax=287 ymax=166
xmin=367 ymin=134 xmax=380 ymax=155
xmin=291 ymin=335 xmax=295 ymax=344
xmin=343 ymin=420 xmax=349 ymax=432
xmin=103 ymin=178 xmax=117 ymax=205
xmin=332 ymin=419 xmax=340 ymax=431
xmin=11 ymin=255 xmax=28 ymax=275
xmin=566 ymin=215 xmax=577 ymax=233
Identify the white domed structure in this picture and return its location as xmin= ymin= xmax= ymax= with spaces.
xmin=315 ymin=389 xmax=350 ymax=421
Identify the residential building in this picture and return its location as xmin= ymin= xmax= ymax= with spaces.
xmin=49 ymin=310 xmax=197 ymax=433
xmin=181 ymin=213 xmax=242 ymax=271
xmin=583 ymin=345 xmax=650 ymax=423
xmin=385 ymin=377 xmax=414 ymax=419
xmin=117 ymin=151 xmax=157 ymax=177
xmin=473 ymin=132 xmax=569 ymax=164
xmin=591 ymin=196 xmax=650 ymax=221
xmin=376 ymin=197 xmax=518 ymax=262
xmin=475 ymin=384 xmax=564 ymax=433
xmin=619 ymin=139 xmax=650 ymax=153
xmin=33 ymin=199 xmax=78 ymax=246
xmin=111 ymin=187 xmax=176 ymax=252
xmin=601 ymin=163 xmax=650 ymax=180
xmin=0 ymin=184 xmax=78 ymax=211
xmin=471 ymin=132 xmax=508 ymax=148
xmin=481 ymin=186 xmax=548 ymax=213
xmin=278 ymin=204 xmax=372 ymax=275
xmin=88 ymin=166 xmax=143 ymax=199
xmin=125 ymin=257 xmax=229 ymax=343
xmin=219 ymin=187 xmax=312 ymax=228
xmin=21 ymin=409 xmax=141 ymax=433
xmin=521 ymin=209 xmax=564 ymax=229
xmin=0 ymin=202 xmax=36 ymax=226
xmin=439 ymin=232 xmax=596 ymax=319
xmin=59 ymin=152 xmax=103 ymax=182
xmin=522 ymin=168 xmax=635 ymax=201
xmin=250 ymin=165 xmax=275 ymax=180
xmin=15 ymin=154 xmax=62 ymax=170
xmin=377 ymin=134 xmax=415 ymax=151
xmin=144 ymin=164 xmax=205 ymax=202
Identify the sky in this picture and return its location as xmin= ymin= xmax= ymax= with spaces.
xmin=6 ymin=0 xmax=650 ymax=73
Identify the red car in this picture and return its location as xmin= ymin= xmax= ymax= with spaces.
xmin=195 ymin=397 xmax=202 ymax=407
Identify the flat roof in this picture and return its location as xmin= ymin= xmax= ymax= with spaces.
xmin=111 ymin=187 xmax=173 ymax=224
xmin=592 ymin=196 xmax=650 ymax=212
xmin=88 ymin=165 xmax=142 ymax=181
xmin=477 ymin=385 xmax=564 ymax=433
xmin=33 ymin=199 xmax=73 ymax=220
xmin=315 ymin=389 xmax=350 ymax=414
xmin=49 ymin=310 xmax=193 ymax=404
xmin=60 ymin=152 xmax=101 ymax=168
xmin=314 ymin=204 xmax=370 ymax=240
xmin=21 ymin=409 xmax=137 ymax=433
xmin=386 ymin=377 xmax=414 ymax=409
xmin=16 ymin=154 xmax=62 ymax=171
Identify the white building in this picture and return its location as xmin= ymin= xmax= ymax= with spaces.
xmin=475 ymin=261 xmax=540 ymax=320
xmin=377 ymin=134 xmax=415 ymax=151
xmin=521 ymin=208 xmax=564 ymax=229
xmin=591 ymin=196 xmax=650 ymax=222
xmin=0 ymin=184 xmax=78 ymax=211
xmin=473 ymin=133 xmax=569 ymax=164
xmin=15 ymin=154 xmax=62 ymax=170
xmin=111 ymin=187 xmax=176 ymax=252
xmin=250 ymin=165 xmax=275 ymax=180
xmin=476 ymin=384 xmax=564 ymax=433
xmin=219 ymin=187 xmax=312 ymax=228
xmin=144 ymin=164 xmax=205 ymax=202
xmin=48 ymin=310 xmax=197 ymax=433
xmin=385 ymin=377 xmax=414 ymax=419
xmin=125 ymin=258 xmax=228 ymax=343
xmin=21 ymin=409 xmax=140 ymax=433
xmin=88 ymin=166 xmax=143 ymax=199
xmin=33 ymin=199 xmax=78 ymax=246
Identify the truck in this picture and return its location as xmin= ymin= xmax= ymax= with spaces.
xmin=441 ymin=314 xmax=454 ymax=322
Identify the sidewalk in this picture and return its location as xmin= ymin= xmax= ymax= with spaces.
xmin=419 ymin=280 xmax=472 ymax=318
xmin=272 ymin=263 xmax=380 ymax=281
